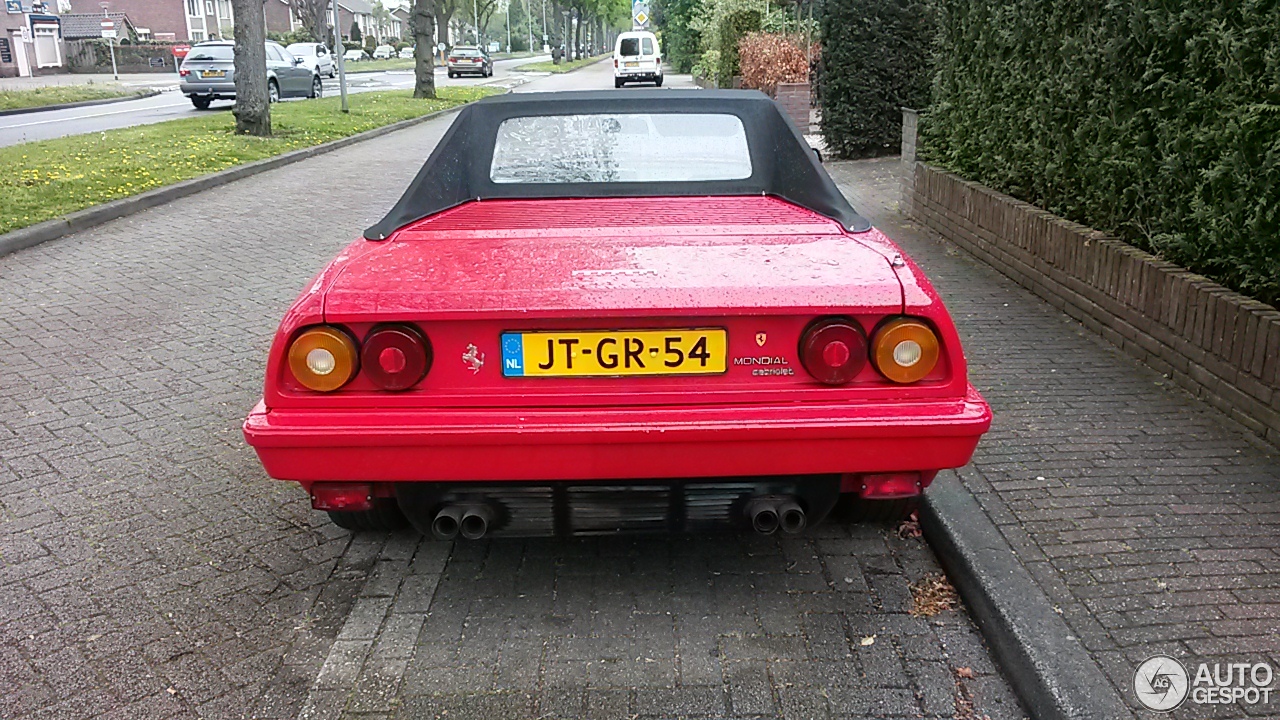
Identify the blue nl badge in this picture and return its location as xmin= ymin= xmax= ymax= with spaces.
xmin=501 ymin=333 xmax=524 ymax=376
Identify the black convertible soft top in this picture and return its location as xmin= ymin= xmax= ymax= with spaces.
xmin=363 ymin=89 xmax=870 ymax=240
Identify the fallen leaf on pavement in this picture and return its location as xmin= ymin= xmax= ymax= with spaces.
xmin=909 ymin=573 xmax=959 ymax=617
xmin=896 ymin=511 xmax=922 ymax=539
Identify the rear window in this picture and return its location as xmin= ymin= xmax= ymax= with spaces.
xmin=453 ymin=48 xmax=481 ymax=57
xmin=642 ymin=37 xmax=654 ymax=55
xmin=186 ymin=44 xmax=233 ymax=61
xmin=619 ymin=38 xmax=639 ymax=56
xmin=490 ymin=113 xmax=753 ymax=184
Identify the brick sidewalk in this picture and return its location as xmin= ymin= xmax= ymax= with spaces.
xmin=307 ymin=525 xmax=1024 ymax=720
xmin=830 ymin=158 xmax=1280 ymax=719
xmin=0 ymin=113 xmax=457 ymax=720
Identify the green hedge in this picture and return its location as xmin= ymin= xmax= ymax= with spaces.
xmin=820 ymin=0 xmax=933 ymax=158
xmin=656 ymin=0 xmax=702 ymax=73
xmin=924 ymin=0 xmax=1280 ymax=307
xmin=715 ymin=9 xmax=761 ymax=86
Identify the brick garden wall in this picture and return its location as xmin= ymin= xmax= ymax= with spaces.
xmin=775 ymin=82 xmax=810 ymax=133
xmin=900 ymin=109 xmax=1280 ymax=445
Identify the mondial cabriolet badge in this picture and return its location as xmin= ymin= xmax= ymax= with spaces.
xmin=462 ymin=344 xmax=484 ymax=374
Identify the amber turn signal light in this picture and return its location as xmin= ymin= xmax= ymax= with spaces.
xmin=871 ymin=317 xmax=940 ymax=384
xmin=288 ymin=326 xmax=359 ymax=392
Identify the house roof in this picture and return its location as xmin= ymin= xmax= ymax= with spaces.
xmin=338 ymin=0 xmax=373 ymax=15
xmin=60 ymin=11 xmax=132 ymax=40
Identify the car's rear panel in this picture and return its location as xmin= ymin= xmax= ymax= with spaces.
xmin=261 ymin=196 xmax=967 ymax=411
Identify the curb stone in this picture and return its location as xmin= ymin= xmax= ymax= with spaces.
xmin=921 ymin=470 xmax=1137 ymax=720
xmin=0 ymin=92 xmax=511 ymax=261
xmin=0 ymin=89 xmax=160 ymax=117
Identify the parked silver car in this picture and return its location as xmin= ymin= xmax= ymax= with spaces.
xmin=286 ymin=42 xmax=337 ymax=78
xmin=179 ymin=40 xmax=322 ymax=110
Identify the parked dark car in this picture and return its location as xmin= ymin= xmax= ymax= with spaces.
xmin=179 ymin=40 xmax=322 ymax=110
xmin=446 ymin=46 xmax=492 ymax=78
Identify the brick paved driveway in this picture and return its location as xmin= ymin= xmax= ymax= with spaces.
xmin=0 ymin=115 xmax=456 ymax=720
xmin=309 ymin=524 xmax=1023 ymax=720
xmin=831 ymin=159 xmax=1280 ymax=720
xmin=0 ymin=105 xmax=1021 ymax=719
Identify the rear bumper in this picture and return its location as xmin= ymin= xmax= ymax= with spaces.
xmin=616 ymin=69 xmax=661 ymax=79
xmin=243 ymin=387 xmax=991 ymax=483
xmin=180 ymin=80 xmax=235 ymax=97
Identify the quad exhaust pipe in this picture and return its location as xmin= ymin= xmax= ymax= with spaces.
xmin=746 ymin=496 xmax=806 ymax=535
xmin=431 ymin=503 xmax=494 ymax=540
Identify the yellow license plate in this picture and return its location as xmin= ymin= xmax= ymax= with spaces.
xmin=625 ymin=61 xmax=639 ymax=67
xmin=202 ymin=70 xmax=225 ymax=78
xmin=501 ymin=329 xmax=727 ymax=377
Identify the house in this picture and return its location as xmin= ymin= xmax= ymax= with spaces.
xmin=336 ymin=0 xmax=372 ymax=41
xmin=59 ymin=10 xmax=134 ymax=40
xmin=1 ymin=0 xmax=65 ymax=77
xmin=58 ymin=0 xmax=298 ymax=43
xmin=389 ymin=7 xmax=407 ymax=40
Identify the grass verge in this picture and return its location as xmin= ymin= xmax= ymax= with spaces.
xmin=0 ymin=87 xmax=499 ymax=235
xmin=0 ymin=84 xmax=137 ymax=112
xmin=515 ymin=54 xmax=608 ymax=73
xmin=344 ymin=58 xmax=415 ymax=73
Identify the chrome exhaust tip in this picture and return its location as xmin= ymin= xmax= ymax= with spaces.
xmin=745 ymin=498 xmax=780 ymax=534
xmin=778 ymin=499 xmax=806 ymax=534
xmin=460 ymin=505 xmax=493 ymax=540
xmin=431 ymin=505 xmax=464 ymax=540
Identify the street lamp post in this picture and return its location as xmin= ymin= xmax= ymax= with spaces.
xmin=473 ymin=0 xmax=480 ymax=44
xmin=561 ymin=9 xmax=569 ymax=59
xmin=523 ymin=0 xmax=531 ymax=55
xmin=99 ymin=2 xmax=118 ymax=81
xmin=541 ymin=0 xmax=547 ymax=52
xmin=505 ymin=0 xmax=511 ymax=53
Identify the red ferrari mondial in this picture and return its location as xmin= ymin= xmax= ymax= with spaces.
xmin=243 ymin=90 xmax=991 ymax=539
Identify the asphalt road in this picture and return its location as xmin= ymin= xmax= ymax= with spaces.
xmin=0 ymin=54 xmax=550 ymax=148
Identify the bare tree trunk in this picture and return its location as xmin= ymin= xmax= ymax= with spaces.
xmin=232 ymin=0 xmax=271 ymax=136
xmin=436 ymin=0 xmax=455 ymax=54
xmin=412 ymin=0 xmax=436 ymax=98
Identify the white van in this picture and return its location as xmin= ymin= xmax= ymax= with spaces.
xmin=614 ymin=31 xmax=663 ymax=88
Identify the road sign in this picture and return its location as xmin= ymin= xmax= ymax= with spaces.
xmin=100 ymin=19 xmax=116 ymax=38
xmin=171 ymin=44 xmax=190 ymax=58
xmin=632 ymin=0 xmax=649 ymax=29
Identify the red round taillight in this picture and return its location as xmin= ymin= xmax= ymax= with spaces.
xmin=799 ymin=318 xmax=867 ymax=385
xmin=361 ymin=324 xmax=431 ymax=391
